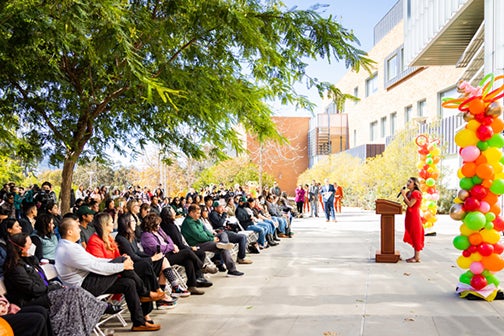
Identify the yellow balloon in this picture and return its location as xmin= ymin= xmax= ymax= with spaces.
xmin=467 ymin=119 xmax=481 ymax=131
xmin=431 ymin=147 xmax=441 ymax=156
xmin=416 ymin=162 xmax=424 ymax=169
xmin=455 ymin=128 xmax=478 ymax=147
xmin=470 ymin=252 xmax=482 ymax=261
xmin=484 ymin=147 xmax=502 ymax=164
xmin=495 ymin=172 xmax=504 ymax=180
xmin=457 ymin=255 xmax=472 ymax=269
xmin=480 ymin=229 xmax=501 ymax=244
xmin=459 ymin=224 xmax=474 ymax=236
xmin=454 ymin=197 xmax=463 ymax=204
xmin=494 ymin=163 xmax=504 ymax=174
xmin=457 ymin=169 xmax=464 ymax=179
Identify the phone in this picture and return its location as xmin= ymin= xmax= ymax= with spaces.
xmin=119 ymin=201 xmax=124 ymax=207
xmin=156 ymin=245 xmax=161 ymax=254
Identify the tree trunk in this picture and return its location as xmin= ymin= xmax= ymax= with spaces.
xmin=60 ymin=158 xmax=77 ymax=215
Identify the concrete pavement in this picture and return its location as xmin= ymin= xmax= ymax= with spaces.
xmin=111 ymin=208 xmax=504 ymax=335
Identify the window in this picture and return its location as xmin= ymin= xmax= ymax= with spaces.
xmin=365 ymin=73 xmax=378 ymax=97
xmin=353 ymin=129 xmax=357 ymax=147
xmin=353 ymin=86 xmax=359 ymax=104
xmin=390 ymin=112 xmax=397 ymax=135
xmin=325 ymin=102 xmax=336 ymax=114
xmin=405 ymin=105 xmax=412 ymax=124
xmin=418 ymin=99 xmax=426 ymax=117
xmin=370 ymin=121 xmax=378 ymax=141
xmin=386 ymin=54 xmax=398 ymax=81
xmin=439 ymin=86 xmax=459 ymax=118
xmin=380 ymin=117 xmax=387 ymax=137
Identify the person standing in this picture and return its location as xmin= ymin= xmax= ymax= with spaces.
xmin=400 ymin=177 xmax=424 ymax=263
xmin=320 ymin=179 xmax=335 ymax=222
xmin=294 ymin=185 xmax=305 ymax=218
xmin=334 ymin=182 xmax=344 ymax=213
xmin=308 ymin=180 xmax=319 ymax=217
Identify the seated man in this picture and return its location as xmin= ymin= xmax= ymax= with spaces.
xmin=54 ymin=217 xmax=162 ymax=332
xmin=181 ymin=204 xmax=244 ymax=277
xmin=209 ymin=201 xmax=252 ymax=264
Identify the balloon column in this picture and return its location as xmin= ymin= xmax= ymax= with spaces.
xmin=443 ymin=74 xmax=504 ymax=301
xmin=416 ymin=135 xmax=441 ymax=231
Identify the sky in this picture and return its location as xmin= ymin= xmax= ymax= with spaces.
xmin=274 ymin=0 xmax=399 ymax=116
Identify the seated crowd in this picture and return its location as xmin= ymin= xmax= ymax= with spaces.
xmin=0 ymin=181 xmax=294 ymax=335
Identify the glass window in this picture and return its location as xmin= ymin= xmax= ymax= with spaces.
xmin=353 ymin=129 xmax=357 ymax=147
xmin=380 ymin=117 xmax=387 ymax=137
xmin=390 ymin=112 xmax=397 ymax=135
xmin=418 ymin=99 xmax=426 ymax=117
xmin=439 ymin=86 xmax=459 ymax=118
xmin=387 ymin=54 xmax=398 ymax=81
xmin=370 ymin=121 xmax=378 ymax=141
xmin=365 ymin=73 xmax=378 ymax=97
xmin=405 ymin=105 xmax=412 ymax=124
xmin=353 ymin=86 xmax=359 ymax=104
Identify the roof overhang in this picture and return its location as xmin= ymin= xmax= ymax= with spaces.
xmin=410 ymin=0 xmax=484 ymax=66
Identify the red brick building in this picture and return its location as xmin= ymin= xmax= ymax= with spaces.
xmin=246 ymin=116 xmax=310 ymax=196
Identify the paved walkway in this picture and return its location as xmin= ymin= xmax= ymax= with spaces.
xmin=112 ymin=208 xmax=504 ymax=335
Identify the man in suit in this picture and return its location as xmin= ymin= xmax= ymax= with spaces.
xmin=320 ymin=179 xmax=336 ymax=222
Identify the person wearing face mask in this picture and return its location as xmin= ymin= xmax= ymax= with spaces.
xmin=3 ymin=233 xmax=108 ymax=335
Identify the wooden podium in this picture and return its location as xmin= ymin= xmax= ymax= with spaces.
xmin=375 ymin=199 xmax=402 ymax=263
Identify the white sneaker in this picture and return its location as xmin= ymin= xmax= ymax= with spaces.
xmin=216 ymin=242 xmax=234 ymax=250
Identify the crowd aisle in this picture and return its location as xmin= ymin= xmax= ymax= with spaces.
xmin=112 ymin=209 xmax=504 ymax=336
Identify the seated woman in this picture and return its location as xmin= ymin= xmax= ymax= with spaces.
xmin=1 ymin=293 xmax=52 ymax=336
xmin=86 ymin=212 xmax=164 ymax=322
xmin=116 ymin=213 xmax=184 ymax=308
xmin=140 ymin=214 xmax=205 ymax=295
xmin=30 ymin=214 xmax=58 ymax=264
xmin=170 ymin=197 xmax=185 ymax=217
xmin=0 ymin=218 xmax=23 ymax=277
xmin=3 ymin=233 xmax=107 ymax=335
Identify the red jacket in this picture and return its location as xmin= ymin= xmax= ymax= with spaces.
xmin=86 ymin=233 xmax=120 ymax=259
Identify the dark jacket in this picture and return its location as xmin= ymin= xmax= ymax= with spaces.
xmin=235 ymin=205 xmax=254 ymax=229
xmin=115 ymin=234 xmax=152 ymax=264
xmin=160 ymin=220 xmax=190 ymax=250
xmin=208 ymin=211 xmax=227 ymax=230
xmin=4 ymin=256 xmax=60 ymax=308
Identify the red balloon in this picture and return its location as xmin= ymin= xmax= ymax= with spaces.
xmin=478 ymin=243 xmax=494 ymax=256
xmin=493 ymin=243 xmax=504 ymax=254
xmin=482 ymin=116 xmax=494 ymax=126
xmin=493 ymin=216 xmax=504 ymax=231
xmin=471 ymin=274 xmax=488 ymax=290
xmin=475 ymin=113 xmax=487 ymax=122
xmin=462 ymin=249 xmax=472 ymax=257
xmin=470 ymin=185 xmax=488 ymax=200
xmin=476 ymin=125 xmax=494 ymax=141
xmin=463 ymin=197 xmax=481 ymax=211
xmin=468 ymin=245 xmax=478 ymax=253
xmin=427 ymin=187 xmax=436 ymax=194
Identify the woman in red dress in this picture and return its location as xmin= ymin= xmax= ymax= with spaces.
xmin=400 ymin=177 xmax=424 ymax=263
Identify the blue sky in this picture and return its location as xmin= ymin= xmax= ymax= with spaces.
xmin=275 ymin=0 xmax=399 ymax=115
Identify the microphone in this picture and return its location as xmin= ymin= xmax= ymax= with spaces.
xmin=397 ymin=186 xmax=406 ymax=198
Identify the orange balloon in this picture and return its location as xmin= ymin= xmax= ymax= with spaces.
xmin=475 ymin=155 xmax=488 ymax=165
xmin=461 ymin=162 xmax=477 ymax=177
xmin=469 ymin=98 xmax=486 ymax=115
xmin=491 ymin=204 xmax=502 ymax=216
xmin=482 ymin=179 xmax=494 ymax=189
xmin=491 ymin=118 xmax=504 ymax=133
xmin=481 ymin=253 xmax=504 ymax=272
xmin=484 ymin=192 xmax=498 ymax=205
xmin=476 ymin=163 xmax=495 ymax=180
xmin=431 ymin=172 xmax=439 ymax=179
xmin=469 ymin=232 xmax=483 ymax=245
xmin=0 ymin=318 xmax=13 ymax=336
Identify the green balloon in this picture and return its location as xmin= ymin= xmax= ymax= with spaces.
xmin=477 ymin=141 xmax=489 ymax=151
xmin=485 ymin=222 xmax=494 ymax=230
xmin=490 ymin=179 xmax=504 ymax=195
xmin=488 ymin=133 xmax=504 ymax=148
xmin=453 ymin=235 xmax=470 ymax=250
xmin=463 ymin=211 xmax=486 ymax=231
xmin=472 ymin=176 xmax=483 ymax=185
xmin=486 ymin=274 xmax=500 ymax=287
xmin=485 ymin=212 xmax=496 ymax=223
xmin=459 ymin=271 xmax=473 ymax=285
xmin=460 ymin=177 xmax=474 ymax=190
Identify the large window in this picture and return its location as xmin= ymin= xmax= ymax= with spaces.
xmin=386 ymin=54 xmax=398 ymax=81
xmin=439 ymin=86 xmax=459 ymax=118
xmin=405 ymin=105 xmax=412 ymax=124
xmin=370 ymin=121 xmax=378 ymax=141
xmin=365 ymin=73 xmax=378 ymax=97
xmin=390 ymin=112 xmax=397 ymax=135
xmin=353 ymin=129 xmax=357 ymax=147
xmin=380 ymin=117 xmax=387 ymax=137
xmin=353 ymin=86 xmax=359 ymax=104
xmin=418 ymin=99 xmax=426 ymax=117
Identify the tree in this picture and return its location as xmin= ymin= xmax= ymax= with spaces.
xmin=0 ymin=1 xmax=374 ymax=213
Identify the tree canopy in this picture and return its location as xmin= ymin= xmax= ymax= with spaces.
xmin=0 ymin=0 xmax=374 ymax=212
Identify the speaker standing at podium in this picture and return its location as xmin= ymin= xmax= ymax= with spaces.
xmin=399 ymin=177 xmax=424 ymax=263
